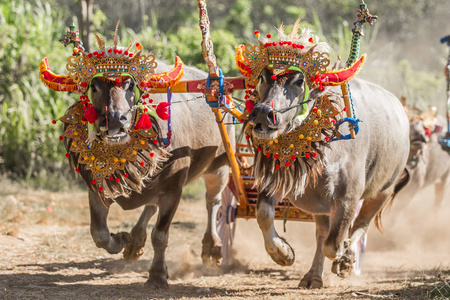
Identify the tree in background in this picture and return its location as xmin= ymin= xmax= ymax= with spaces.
xmin=78 ymin=0 xmax=93 ymax=52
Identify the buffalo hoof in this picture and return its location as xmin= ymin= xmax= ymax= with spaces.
xmin=331 ymin=244 xmax=355 ymax=278
xmin=298 ymin=275 xmax=323 ymax=289
xmin=123 ymin=244 xmax=144 ymax=262
xmin=268 ymin=237 xmax=295 ymax=266
xmin=108 ymin=232 xmax=131 ymax=254
xmin=201 ymin=245 xmax=222 ymax=268
xmin=145 ymin=275 xmax=169 ymax=289
xmin=123 ymin=229 xmax=147 ymax=262
xmin=201 ymin=234 xmax=223 ymax=268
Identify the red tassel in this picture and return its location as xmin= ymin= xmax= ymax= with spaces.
xmin=84 ymin=106 xmax=98 ymax=124
xmin=134 ymin=113 xmax=152 ymax=130
xmin=156 ymin=102 xmax=170 ymax=120
xmin=245 ymin=100 xmax=255 ymax=113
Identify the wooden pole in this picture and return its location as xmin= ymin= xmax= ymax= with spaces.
xmin=212 ymin=108 xmax=247 ymax=204
xmin=340 ymin=84 xmax=356 ymax=139
xmin=198 ymin=0 xmax=247 ymax=204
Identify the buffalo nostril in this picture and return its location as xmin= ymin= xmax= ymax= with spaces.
xmin=267 ymin=111 xmax=275 ymax=123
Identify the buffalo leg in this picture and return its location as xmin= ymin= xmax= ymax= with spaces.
xmin=146 ymin=189 xmax=182 ymax=288
xmin=256 ymin=193 xmax=295 ymax=266
xmin=322 ymin=197 xmax=358 ymax=261
xmin=332 ymin=193 xmax=389 ymax=277
xmin=123 ymin=205 xmax=158 ymax=262
xmin=88 ymin=189 xmax=131 ymax=254
xmin=202 ymin=166 xmax=229 ymax=268
xmin=434 ymin=172 xmax=449 ymax=207
xmin=299 ymin=214 xmax=330 ymax=289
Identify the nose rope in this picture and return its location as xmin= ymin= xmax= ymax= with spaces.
xmin=271 ymin=101 xmax=276 ymax=124
xmin=105 ymin=106 xmax=108 ymax=130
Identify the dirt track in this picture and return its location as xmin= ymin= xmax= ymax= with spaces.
xmin=0 ymin=182 xmax=449 ymax=299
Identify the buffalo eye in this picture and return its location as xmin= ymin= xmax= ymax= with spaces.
xmin=90 ymin=84 xmax=99 ymax=93
xmin=128 ymin=80 xmax=135 ymax=91
xmin=291 ymin=73 xmax=304 ymax=87
xmin=294 ymin=77 xmax=304 ymax=87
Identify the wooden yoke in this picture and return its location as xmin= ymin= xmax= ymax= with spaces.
xmin=197 ymin=0 xmax=247 ymax=204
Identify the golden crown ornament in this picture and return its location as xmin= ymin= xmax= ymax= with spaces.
xmin=235 ymin=20 xmax=366 ymax=91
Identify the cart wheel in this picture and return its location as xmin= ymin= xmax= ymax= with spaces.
xmin=217 ymin=186 xmax=238 ymax=266
xmin=352 ymin=233 xmax=367 ymax=276
xmin=351 ymin=199 xmax=367 ymax=276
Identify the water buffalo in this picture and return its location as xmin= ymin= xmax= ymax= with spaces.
xmin=399 ymin=118 xmax=450 ymax=207
xmin=87 ymin=61 xmax=234 ymax=287
xmin=245 ymin=43 xmax=410 ymax=288
xmin=42 ymin=55 xmax=232 ymax=288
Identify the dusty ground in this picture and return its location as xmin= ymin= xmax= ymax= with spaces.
xmin=0 ymin=180 xmax=449 ymax=300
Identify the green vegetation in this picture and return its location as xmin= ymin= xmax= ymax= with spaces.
xmin=0 ymin=0 xmax=448 ymax=188
xmin=0 ymin=0 xmax=78 ymax=189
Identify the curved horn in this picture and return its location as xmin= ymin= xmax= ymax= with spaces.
xmin=320 ymin=54 xmax=366 ymax=86
xmin=145 ymin=56 xmax=184 ymax=89
xmin=39 ymin=58 xmax=77 ymax=92
xmin=235 ymin=45 xmax=252 ymax=78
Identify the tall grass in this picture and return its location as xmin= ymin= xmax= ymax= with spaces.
xmin=0 ymin=0 xmax=80 ymax=189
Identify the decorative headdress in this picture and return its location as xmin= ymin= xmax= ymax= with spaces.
xmin=40 ymin=24 xmax=183 ymax=94
xmin=238 ymin=20 xmax=366 ymax=169
xmin=235 ymin=20 xmax=365 ymax=91
xmin=39 ymin=22 xmax=183 ymax=199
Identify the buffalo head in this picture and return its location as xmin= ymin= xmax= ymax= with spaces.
xmin=248 ymin=69 xmax=313 ymax=141
xmin=409 ymin=118 xmax=428 ymax=159
xmin=90 ymin=76 xmax=138 ymax=145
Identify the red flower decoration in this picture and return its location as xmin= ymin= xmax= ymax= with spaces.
xmin=156 ymin=102 xmax=170 ymax=120
xmin=83 ymin=105 xmax=99 ymax=124
xmin=245 ymin=100 xmax=255 ymax=113
xmin=134 ymin=113 xmax=152 ymax=130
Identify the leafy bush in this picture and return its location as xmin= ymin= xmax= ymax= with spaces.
xmin=0 ymin=0 xmax=79 ymax=188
